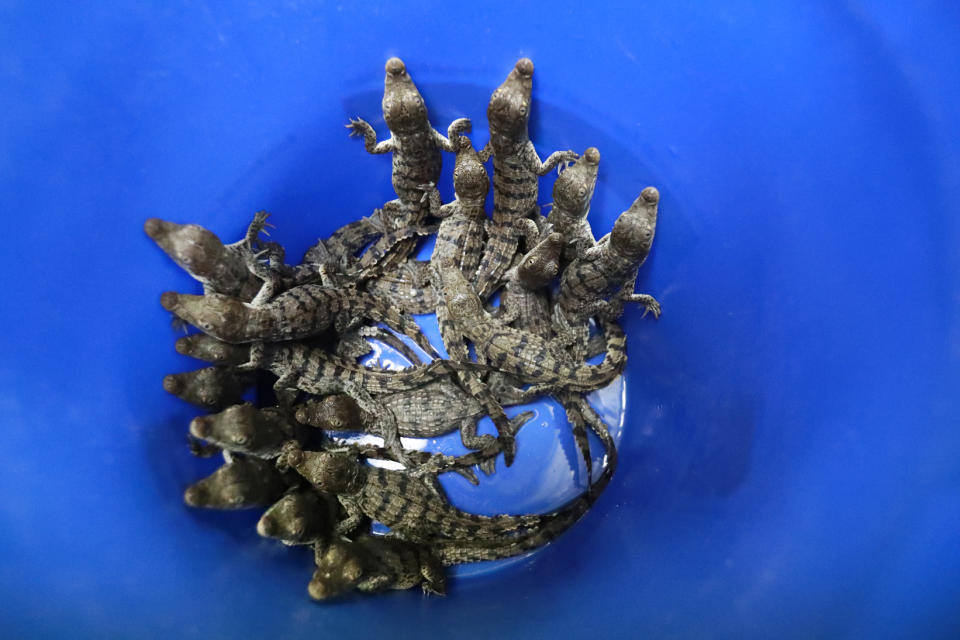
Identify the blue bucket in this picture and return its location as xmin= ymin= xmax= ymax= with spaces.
xmin=2 ymin=3 xmax=958 ymax=638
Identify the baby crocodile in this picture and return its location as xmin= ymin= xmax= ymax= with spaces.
xmin=309 ymin=535 xmax=446 ymax=600
xmin=347 ymin=57 xmax=470 ymax=271
xmin=442 ymin=268 xmax=626 ymax=393
xmin=144 ymin=218 xmax=260 ymax=301
xmin=417 ymin=138 xmax=525 ymax=456
xmin=492 ymin=227 xmax=616 ymax=480
xmin=247 ymin=342 xmax=459 ymax=402
xmin=425 ymin=135 xmax=491 ymax=361
xmin=189 ymin=403 xmax=297 ymax=459
xmin=546 ymin=147 xmax=601 ymax=263
xmin=162 ymin=366 xmax=256 ymax=410
xmin=277 ymin=442 xmax=543 ymax=542
xmin=159 ymin=284 xmax=438 ymax=359
xmin=483 ymin=227 xmax=567 ymax=401
xmin=496 ymin=228 xmax=611 ymax=481
xmin=426 ymin=135 xmax=490 ymax=278
xmin=257 ymin=488 xmax=339 ymax=546
xmin=556 ymin=187 xmax=661 ymax=323
xmin=294 ymin=382 xmax=532 ymax=452
xmin=497 ymin=229 xmax=564 ymax=338
xmin=245 ymin=341 xmax=480 ymax=465
xmin=473 ymin=58 xmax=578 ymax=299
xmin=183 ymin=454 xmax=292 ymax=510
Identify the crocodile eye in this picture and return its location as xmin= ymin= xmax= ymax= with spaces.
xmin=578 ymin=187 xmax=587 ymax=197
xmin=234 ymin=434 xmax=249 ymax=445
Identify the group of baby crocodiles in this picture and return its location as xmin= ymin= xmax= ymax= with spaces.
xmin=146 ymin=57 xmax=661 ymax=601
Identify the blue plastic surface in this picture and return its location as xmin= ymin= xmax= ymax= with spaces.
xmin=2 ymin=3 xmax=959 ymax=638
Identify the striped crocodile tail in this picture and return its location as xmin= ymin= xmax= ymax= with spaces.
xmin=365 ymin=295 xmax=441 ymax=361
xmin=474 ymin=223 xmax=520 ymax=300
xmin=434 ymin=442 xmax=615 ymax=567
xmin=570 ymin=319 xmax=627 ymax=392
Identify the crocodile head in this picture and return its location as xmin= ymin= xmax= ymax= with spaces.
xmin=452 ymin=136 xmax=489 ymax=201
xmin=144 ymin=218 xmax=228 ymax=281
xmin=183 ymin=457 xmax=281 ymax=509
xmin=162 ymin=366 xmax=238 ymax=409
xmin=308 ymin=541 xmax=364 ymax=600
xmin=190 ymin=403 xmax=287 ymax=456
xmin=175 ymin=334 xmax=246 ymax=365
xmin=552 ymin=147 xmax=600 ymax=219
xmin=441 ymin=267 xmax=484 ymax=323
xmin=294 ymin=394 xmax=364 ymax=431
xmin=161 ymin=291 xmax=253 ymax=343
xmin=257 ymin=489 xmax=330 ymax=545
xmin=610 ymin=187 xmax=659 ymax=261
xmin=516 ymin=232 xmax=563 ymax=290
xmin=487 ymin=58 xmax=534 ymax=142
xmin=279 ymin=443 xmax=364 ymax=495
xmin=382 ymin=57 xmax=430 ymax=135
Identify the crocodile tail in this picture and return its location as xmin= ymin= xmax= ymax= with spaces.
xmin=441 ymin=509 xmax=545 ymax=541
xmin=434 ymin=397 xmax=617 ymax=566
xmin=433 ymin=475 xmax=607 ymax=567
xmin=558 ymin=390 xmax=593 ymax=487
xmin=571 ymin=319 xmax=627 ymax=391
xmin=474 ymin=224 xmax=520 ymax=300
xmin=361 ymin=199 xmax=431 ymax=274
xmin=354 ymin=223 xmax=435 ymax=275
xmin=365 ymin=274 xmax=437 ymax=315
xmin=353 ymin=326 xmax=425 ymax=365
xmin=433 ymin=496 xmax=588 ymax=566
xmin=560 ymin=391 xmax=618 ymax=496
xmin=577 ymin=394 xmax=618 ymax=476
xmin=320 ymin=219 xmax=381 ymax=265
xmin=363 ymin=295 xmax=441 ymax=361
xmin=433 ymin=277 xmax=469 ymax=362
